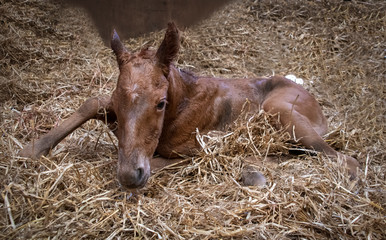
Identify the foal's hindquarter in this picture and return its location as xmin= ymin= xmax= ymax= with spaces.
xmin=20 ymin=23 xmax=359 ymax=189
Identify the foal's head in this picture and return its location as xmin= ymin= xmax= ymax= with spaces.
xmin=110 ymin=23 xmax=180 ymax=189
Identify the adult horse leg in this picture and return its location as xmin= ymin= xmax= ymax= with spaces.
xmin=19 ymin=95 xmax=115 ymax=159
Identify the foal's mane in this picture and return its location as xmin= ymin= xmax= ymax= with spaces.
xmin=177 ymin=68 xmax=199 ymax=85
xmin=138 ymin=47 xmax=156 ymax=59
xmin=179 ymin=68 xmax=196 ymax=77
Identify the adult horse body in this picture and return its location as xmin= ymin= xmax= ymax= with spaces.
xmin=20 ymin=23 xmax=359 ymax=189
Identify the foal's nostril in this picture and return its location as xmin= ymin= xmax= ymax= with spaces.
xmin=136 ymin=167 xmax=144 ymax=181
xmin=118 ymin=167 xmax=148 ymax=189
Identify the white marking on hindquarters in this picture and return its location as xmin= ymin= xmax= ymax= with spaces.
xmin=285 ymin=74 xmax=304 ymax=85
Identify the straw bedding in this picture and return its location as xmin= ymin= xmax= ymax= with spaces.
xmin=1 ymin=0 xmax=385 ymax=239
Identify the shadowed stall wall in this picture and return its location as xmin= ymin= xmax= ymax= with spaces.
xmin=63 ymin=0 xmax=233 ymax=44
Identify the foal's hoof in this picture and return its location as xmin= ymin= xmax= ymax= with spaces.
xmin=344 ymin=155 xmax=361 ymax=180
xmin=336 ymin=153 xmax=360 ymax=180
xmin=241 ymin=166 xmax=266 ymax=187
xmin=19 ymin=144 xmax=48 ymax=159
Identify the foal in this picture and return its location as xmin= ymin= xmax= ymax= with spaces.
xmin=20 ymin=23 xmax=359 ymax=188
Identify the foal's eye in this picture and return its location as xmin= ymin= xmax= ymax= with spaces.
xmin=156 ymin=99 xmax=167 ymax=110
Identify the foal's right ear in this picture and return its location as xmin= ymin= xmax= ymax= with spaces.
xmin=111 ymin=30 xmax=128 ymax=58
xmin=156 ymin=22 xmax=180 ymax=75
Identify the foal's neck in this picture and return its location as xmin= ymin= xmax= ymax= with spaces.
xmin=157 ymin=66 xmax=212 ymax=157
xmin=165 ymin=66 xmax=197 ymax=118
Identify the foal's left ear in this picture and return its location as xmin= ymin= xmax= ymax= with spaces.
xmin=156 ymin=22 xmax=180 ymax=75
xmin=111 ymin=29 xmax=128 ymax=60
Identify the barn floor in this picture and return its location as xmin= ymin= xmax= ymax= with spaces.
xmin=1 ymin=0 xmax=385 ymax=239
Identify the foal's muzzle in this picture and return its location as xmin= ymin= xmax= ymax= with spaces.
xmin=117 ymin=150 xmax=150 ymax=189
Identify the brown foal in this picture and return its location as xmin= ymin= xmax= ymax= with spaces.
xmin=20 ymin=22 xmax=360 ymax=189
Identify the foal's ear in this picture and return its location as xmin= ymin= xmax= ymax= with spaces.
xmin=111 ymin=30 xmax=128 ymax=59
xmin=156 ymin=22 xmax=180 ymax=75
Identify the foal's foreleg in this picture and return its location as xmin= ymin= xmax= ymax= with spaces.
xmin=19 ymin=95 xmax=114 ymax=159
